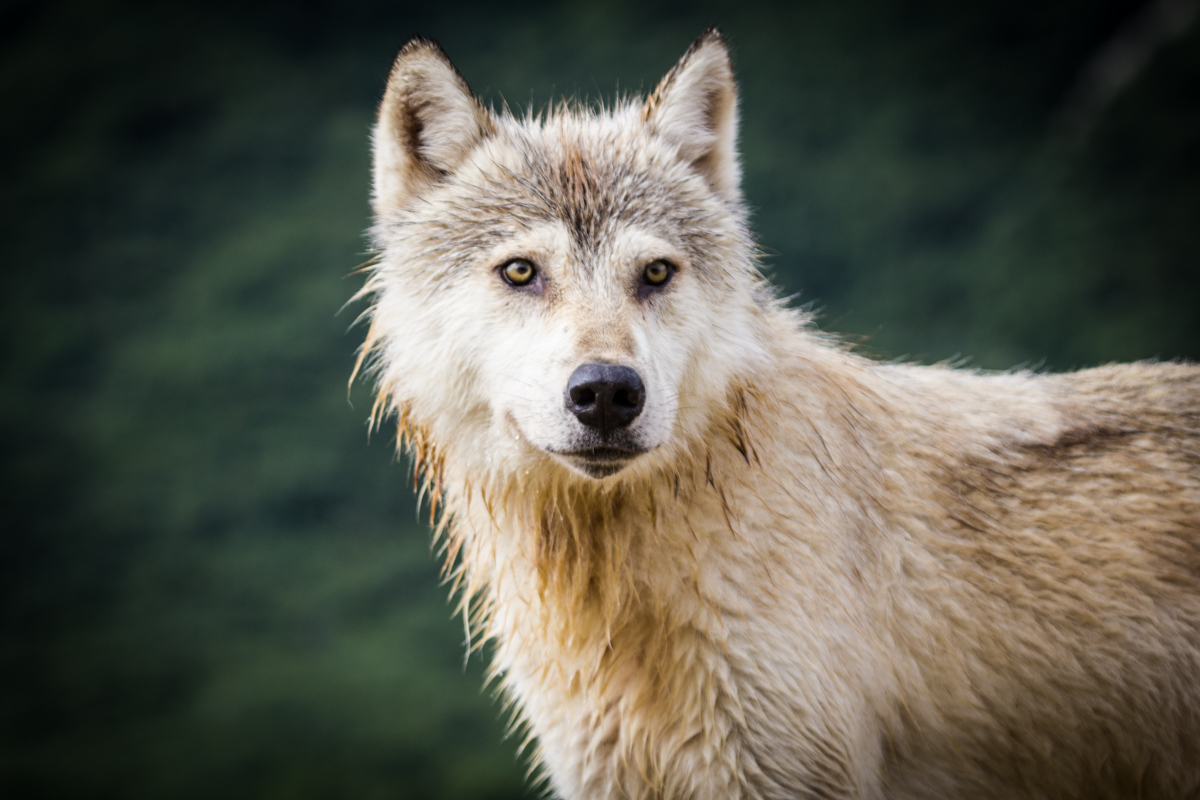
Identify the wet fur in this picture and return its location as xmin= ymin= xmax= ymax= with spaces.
xmin=356 ymin=31 xmax=1200 ymax=800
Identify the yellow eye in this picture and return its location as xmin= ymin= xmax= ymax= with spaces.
xmin=643 ymin=260 xmax=671 ymax=286
xmin=502 ymin=259 xmax=536 ymax=286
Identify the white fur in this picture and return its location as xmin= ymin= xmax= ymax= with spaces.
xmin=357 ymin=31 xmax=1200 ymax=800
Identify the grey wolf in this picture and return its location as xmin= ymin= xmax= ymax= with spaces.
xmin=354 ymin=29 xmax=1200 ymax=799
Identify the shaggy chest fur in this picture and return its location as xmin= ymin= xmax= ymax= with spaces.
xmin=468 ymin=444 xmax=883 ymax=799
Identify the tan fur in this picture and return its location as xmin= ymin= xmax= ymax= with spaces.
xmin=356 ymin=30 xmax=1200 ymax=799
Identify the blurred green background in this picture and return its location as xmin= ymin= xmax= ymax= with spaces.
xmin=1 ymin=0 xmax=1197 ymax=797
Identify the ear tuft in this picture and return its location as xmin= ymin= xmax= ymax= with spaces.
xmin=644 ymin=28 xmax=741 ymax=202
xmin=373 ymin=38 xmax=494 ymax=214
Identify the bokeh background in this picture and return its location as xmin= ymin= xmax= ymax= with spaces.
xmin=2 ymin=0 xmax=1198 ymax=797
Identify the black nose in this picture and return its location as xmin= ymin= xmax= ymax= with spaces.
xmin=565 ymin=364 xmax=646 ymax=434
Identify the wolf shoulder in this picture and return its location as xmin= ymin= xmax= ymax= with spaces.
xmin=863 ymin=357 xmax=1200 ymax=573
xmin=865 ymin=357 xmax=1200 ymax=456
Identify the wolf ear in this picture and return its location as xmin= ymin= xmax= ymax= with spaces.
xmin=644 ymin=29 xmax=741 ymax=202
xmin=373 ymin=38 xmax=494 ymax=214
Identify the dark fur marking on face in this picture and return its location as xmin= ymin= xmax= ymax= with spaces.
xmin=554 ymin=144 xmax=605 ymax=249
xmin=486 ymin=129 xmax=729 ymax=277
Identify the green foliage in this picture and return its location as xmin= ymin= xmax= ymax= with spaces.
xmin=1 ymin=0 xmax=1197 ymax=797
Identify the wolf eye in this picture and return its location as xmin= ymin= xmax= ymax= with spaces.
xmin=644 ymin=261 xmax=671 ymax=285
xmin=639 ymin=260 xmax=674 ymax=298
xmin=501 ymin=259 xmax=536 ymax=287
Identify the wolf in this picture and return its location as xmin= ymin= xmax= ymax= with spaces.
xmin=354 ymin=29 xmax=1200 ymax=800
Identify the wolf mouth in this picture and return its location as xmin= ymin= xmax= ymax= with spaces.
xmin=551 ymin=445 xmax=647 ymax=479
xmin=559 ymin=446 xmax=644 ymax=462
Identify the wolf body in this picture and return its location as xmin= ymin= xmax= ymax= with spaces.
xmin=356 ymin=31 xmax=1200 ymax=799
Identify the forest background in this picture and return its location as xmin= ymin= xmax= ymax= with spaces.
xmin=2 ymin=0 xmax=1198 ymax=797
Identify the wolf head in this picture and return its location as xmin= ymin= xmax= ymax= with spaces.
xmin=360 ymin=30 xmax=775 ymax=484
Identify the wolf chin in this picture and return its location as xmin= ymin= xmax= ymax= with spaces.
xmin=354 ymin=29 xmax=1200 ymax=800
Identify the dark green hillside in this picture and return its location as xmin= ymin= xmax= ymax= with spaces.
xmin=1 ymin=1 xmax=1196 ymax=797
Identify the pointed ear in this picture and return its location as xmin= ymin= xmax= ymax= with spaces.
xmin=644 ymin=29 xmax=741 ymax=202
xmin=373 ymin=38 xmax=494 ymax=214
